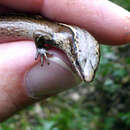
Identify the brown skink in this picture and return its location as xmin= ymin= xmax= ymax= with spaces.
xmin=0 ymin=13 xmax=100 ymax=82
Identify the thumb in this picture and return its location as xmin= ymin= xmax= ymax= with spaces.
xmin=0 ymin=41 xmax=80 ymax=122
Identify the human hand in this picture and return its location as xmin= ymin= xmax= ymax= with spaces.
xmin=0 ymin=0 xmax=130 ymax=122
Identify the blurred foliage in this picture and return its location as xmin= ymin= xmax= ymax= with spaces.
xmin=111 ymin=0 xmax=130 ymax=10
xmin=0 ymin=0 xmax=130 ymax=130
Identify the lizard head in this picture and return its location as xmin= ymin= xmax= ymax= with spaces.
xmin=51 ymin=24 xmax=100 ymax=82
xmin=71 ymin=26 xmax=100 ymax=82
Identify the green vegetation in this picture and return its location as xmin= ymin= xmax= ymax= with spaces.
xmin=1 ymin=0 xmax=130 ymax=130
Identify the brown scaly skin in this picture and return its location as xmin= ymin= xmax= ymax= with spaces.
xmin=0 ymin=13 xmax=100 ymax=82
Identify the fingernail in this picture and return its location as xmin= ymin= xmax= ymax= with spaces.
xmin=24 ymin=60 xmax=80 ymax=99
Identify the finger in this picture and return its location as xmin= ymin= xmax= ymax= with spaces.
xmin=0 ymin=0 xmax=42 ymax=13
xmin=0 ymin=41 xmax=80 ymax=121
xmin=0 ymin=0 xmax=130 ymax=45
xmin=42 ymin=0 xmax=130 ymax=45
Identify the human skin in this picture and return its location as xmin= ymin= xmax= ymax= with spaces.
xmin=0 ymin=0 xmax=129 ymax=122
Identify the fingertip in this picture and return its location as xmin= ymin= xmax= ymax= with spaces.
xmin=41 ymin=0 xmax=130 ymax=45
xmin=0 ymin=41 xmax=81 ymax=120
xmin=1 ymin=0 xmax=129 ymax=45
